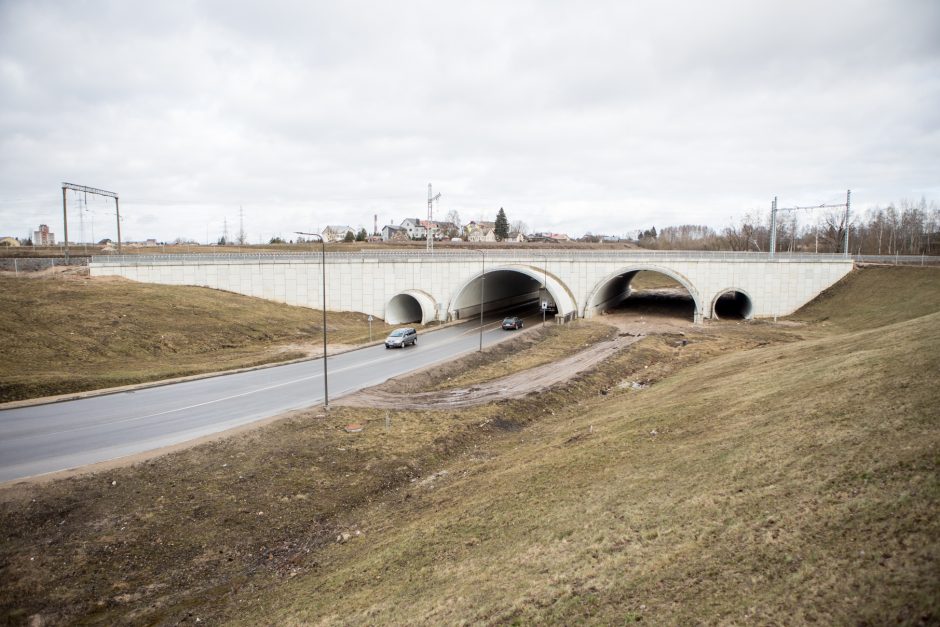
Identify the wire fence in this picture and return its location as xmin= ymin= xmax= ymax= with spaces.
xmin=0 ymin=257 xmax=90 ymax=273
xmin=853 ymin=254 xmax=940 ymax=266
xmin=6 ymin=252 xmax=934 ymax=270
xmin=89 ymin=250 xmax=869 ymax=266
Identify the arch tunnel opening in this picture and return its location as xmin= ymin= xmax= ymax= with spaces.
xmin=713 ymin=290 xmax=753 ymax=320
xmin=451 ymin=269 xmax=559 ymax=323
xmin=386 ymin=293 xmax=425 ymax=325
xmin=589 ymin=270 xmax=696 ymax=321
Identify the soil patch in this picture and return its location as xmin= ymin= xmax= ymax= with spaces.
xmin=337 ymin=333 xmax=642 ymax=409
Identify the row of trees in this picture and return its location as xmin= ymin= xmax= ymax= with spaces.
xmin=635 ymin=198 xmax=939 ymax=255
xmin=178 ymin=198 xmax=938 ymax=253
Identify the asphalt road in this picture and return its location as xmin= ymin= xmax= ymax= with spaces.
xmin=0 ymin=315 xmax=534 ymax=483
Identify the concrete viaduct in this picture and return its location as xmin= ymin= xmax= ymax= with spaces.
xmin=90 ymin=251 xmax=854 ymax=325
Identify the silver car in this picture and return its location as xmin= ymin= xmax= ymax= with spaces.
xmin=385 ymin=327 xmax=417 ymax=348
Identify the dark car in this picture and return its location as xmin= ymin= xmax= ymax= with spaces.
xmin=501 ymin=316 xmax=524 ymax=330
xmin=385 ymin=327 xmax=417 ymax=348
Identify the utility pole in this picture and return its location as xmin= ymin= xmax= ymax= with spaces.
xmin=238 ymin=206 xmax=246 ymax=246
xmin=62 ymin=187 xmax=69 ymax=262
xmin=295 ymin=232 xmax=329 ymax=408
xmin=427 ymin=183 xmax=441 ymax=252
xmin=770 ymin=190 xmax=851 ymax=256
xmin=769 ymin=196 xmax=777 ymax=256
xmin=79 ymin=192 xmax=85 ymax=250
xmin=61 ymin=182 xmax=120 ymax=261
xmin=844 ymin=189 xmax=851 ymax=257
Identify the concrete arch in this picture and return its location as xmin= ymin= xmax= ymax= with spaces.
xmin=385 ymin=289 xmax=438 ymax=325
xmin=447 ymin=263 xmax=578 ymax=320
xmin=584 ymin=265 xmax=704 ymax=323
xmin=710 ymin=287 xmax=754 ymax=320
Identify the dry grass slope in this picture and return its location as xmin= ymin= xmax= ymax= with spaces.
xmin=792 ymin=265 xmax=940 ymax=331
xmin=0 ymin=266 xmax=937 ymax=625
xmin=0 ymin=273 xmax=379 ymax=402
xmin=235 ymin=306 xmax=939 ymax=625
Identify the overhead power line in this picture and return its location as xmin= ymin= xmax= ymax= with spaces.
xmin=61 ymin=182 xmax=121 ymax=261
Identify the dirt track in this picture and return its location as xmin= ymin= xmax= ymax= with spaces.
xmin=336 ymin=332 xmax=644 ymax=409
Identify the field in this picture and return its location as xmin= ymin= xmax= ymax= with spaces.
xmin=0 ymin=266 xmax=937 ymax=625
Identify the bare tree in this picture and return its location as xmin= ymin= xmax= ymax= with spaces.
xmin=722 ymin=214 xmax=764 ymax=251
xmin=821 ymin=209 xmax=848 ymax=253
xmin=510 ymin=220 xmax=529 ymax=235
xmin=445 ymin=209 xmax=461 ymax=230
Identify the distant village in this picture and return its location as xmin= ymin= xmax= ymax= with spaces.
xmin=322 ymin=217 xmax=581 ymax=244
xmin=1 ymin=217 xmax=628 ymax=249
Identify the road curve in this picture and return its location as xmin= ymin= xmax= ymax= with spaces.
xmin=0 ymin=319 xmax=516 ymax=483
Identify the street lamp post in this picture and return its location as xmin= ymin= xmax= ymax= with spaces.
xmin=543 ymin=256 xmax=548 ymax=327
xmin=296 ymin=231 xmax=329 ymax=408
xmin=479 ymin=249 xmax=485 ymax=352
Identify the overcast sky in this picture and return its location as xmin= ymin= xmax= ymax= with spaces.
xmin=1 ymin=0 xmax=938 ymax=243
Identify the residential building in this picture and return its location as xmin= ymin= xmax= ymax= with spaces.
xmin=33 ymin=224 xmax=55 ymax=246
xmin=322 ymin=225 xmax=355 ymax=242
xmin=463 ymin=220 xmax=495 ymax=238
xmin=381 ymin=224 xmax=409 ymax=241
xmin=528 ymin=232 xmax=571 ymax=243
xmin=400 ymin=218 xmax=426 ymax=239
xmin=419 ymin=219 xmax=458 ymax=240
xmin=467 ymin=227 xmax=497 ymax=243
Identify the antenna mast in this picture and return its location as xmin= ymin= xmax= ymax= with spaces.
xmin=427 ymin=183 xmax=441 ymax=252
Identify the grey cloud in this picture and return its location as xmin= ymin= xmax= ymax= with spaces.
xmin=1 ymin=0 xmax=937 ymax=242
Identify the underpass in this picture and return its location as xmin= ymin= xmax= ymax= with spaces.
xmin=91 ymin=250 xmax=854 ymax=325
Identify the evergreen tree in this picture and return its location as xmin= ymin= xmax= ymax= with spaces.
xmin=494 ymin=207 xmax=509 ymax=241
xmin=356 ymin=227 xmax=367 ymax=241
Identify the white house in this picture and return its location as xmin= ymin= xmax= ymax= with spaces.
xmin=322 ymin=225 xmax=355 ymax=242
xmin=467 ymin=227 xmax=497 ymax=242
xmin=400 ymin=218 xmax=426 ymax=239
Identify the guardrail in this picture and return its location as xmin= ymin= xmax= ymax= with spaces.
xmin=90 ymin=250 xmax=863 ymax=265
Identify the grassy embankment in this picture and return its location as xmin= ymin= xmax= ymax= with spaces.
xmin=0 ymin=266 xmax=937 ymax=625
xmin=0 ymin=273 xmax=380 ymax=402
xmin=235 ymin=266 xmax=940 ymax=625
